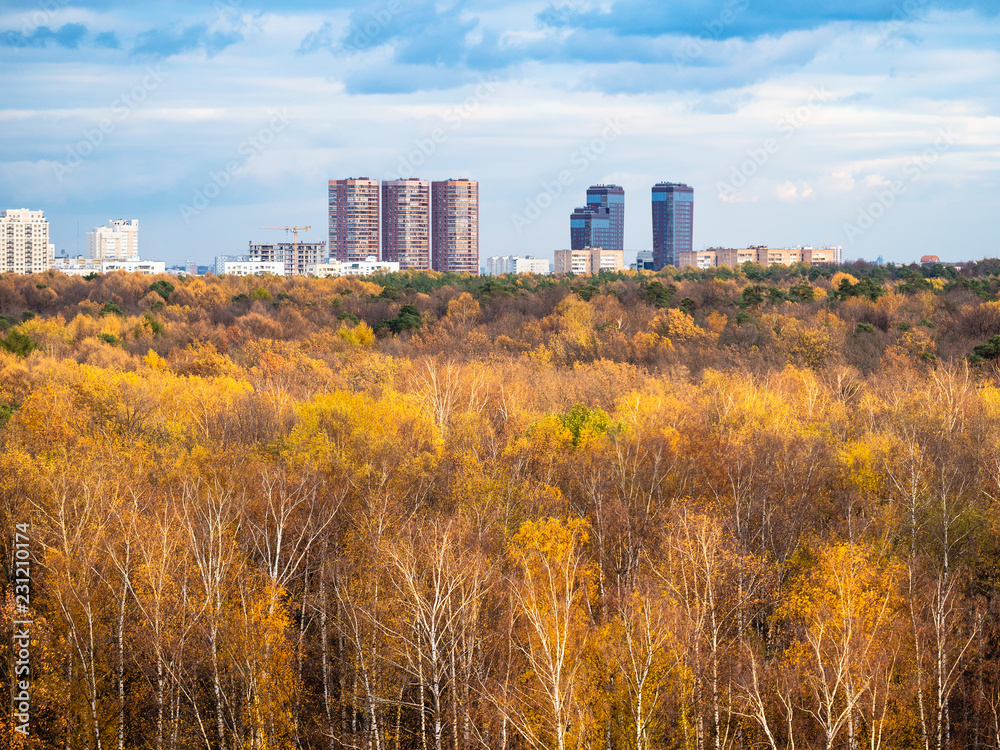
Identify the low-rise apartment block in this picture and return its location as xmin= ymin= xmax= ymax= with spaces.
xmin=678 ymin=245 xmax=843 ymax=269
xmin=305 ymin=257 xmax=400 ymax=278
xmin=221 ymin=260 xmax=285 ymax=277
xmin=554 ymin=246 xmax=624 ymax=275
xmin=485 ymin=256 xmax=550 ymax=275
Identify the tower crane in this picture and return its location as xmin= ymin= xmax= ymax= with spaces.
xmin=260 ymin=225 xmax=313 ymax=275
xmin=260 ymin=225 xmax=311 ymax=252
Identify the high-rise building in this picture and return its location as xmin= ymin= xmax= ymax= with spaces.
xmin=328 ymin=178 xmax=380 ymax=263
xmin=651 ymin=182 xmax=694 ymax=270
xmin=382 ymin=179 xmax=430 ymax=270
xmin=432 ymin=179 xmax=479 ymax=274
xmin=87 ymin=219 xmax=139 ymax=261
xmin=570 ymin=184 xmax=624 ymax=253
xmin=1 ymin=209 xmax=53 ymax=274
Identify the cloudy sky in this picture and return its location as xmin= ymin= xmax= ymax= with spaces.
xmin=1 ymin=0 xmax=998 ymax=267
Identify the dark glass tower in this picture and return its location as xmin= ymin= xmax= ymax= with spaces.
xmin=570 ymin=184 xmax=624 ymax=252
xmin=651 ymin=182 xmax=693 ymax=270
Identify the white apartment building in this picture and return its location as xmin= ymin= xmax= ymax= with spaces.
xmin=1 ymin=209 xmax=53 ymax=275
xmin=305 ymin=258 xmax=401 ymax=277
xmin=51 ymin=257 xmax=166 ymax=276
xmin=485 ymin=256 xmax=550 ymax=275
xmin=87 ymin=219 xmax=139 ymax=261
xmin=221 ymin=260 xmax=285 ymax=277
xmin=305 ymin=261 xmax=344 ymax=278
xmin=338 ymin=257 xmax=400 ymax=277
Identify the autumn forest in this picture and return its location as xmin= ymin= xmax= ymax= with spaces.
xmin=4 ymin=260 xmax=1000 ymax=750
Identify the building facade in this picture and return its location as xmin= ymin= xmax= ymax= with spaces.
xmin=432 ymin=179 xmax=479 ymax=274
xmin=305 ymin=258 xmax=400 ymax=277
xmin=329 ymin=178 xmax=380 ymax=263
xmin=1 ymin=209 xmax=53 ymax=275
xmin=652 ymin=182 xmax=694 ymax=270
xmin=633 ymin=250 xmax=655 ymax=271
xmin=221 ymin=260 xmax=285 ymax=277
xmin=485 ymin=256 xmax=550 ymax=275
xmin=570 ymin=184 xmax=625 ymax=253
xmin=87 ymin=219 xmax=139 ymax=261
xmin=215 ymin=255 xmax=248 ymax=275
xmin=383 ymin=179 xmax=431 ymax=270
xmin=51 ymin=258 xmax=166 ymax=276
xmin=678 ymin=245 xmax=844 ymax=269
xmin=250 ymin=241 xmax=328 ymax=277
xmin=554 ymin=247 xmax=624 ymax=275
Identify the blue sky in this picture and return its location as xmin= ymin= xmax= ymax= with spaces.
xmin=1 ymin=0 xmax=998 ymax=266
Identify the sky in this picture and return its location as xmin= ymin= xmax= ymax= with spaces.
xmin=1 ymin=0 xmax=998 ymax=267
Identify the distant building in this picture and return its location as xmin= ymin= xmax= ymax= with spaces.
xmin=221 ymin=259 xmax=285 ymax=277
xmin=554 ymin=247 xmax=624 ymax=275
xmin=1 ymin=209 xmax=53 ymax=274
xmin=383 ymin=179 xmax=431 ymax=270
xmin=678 ymin=245 xmax=843 ymax=269
xmin=652 ymin=182 xmax=694 ymax=270
xmin=184 ymin=260 xmax=199 ymax=275
xmin=329 ymin=178 xmax=380 ymax=263
xmin=250 ymin=241 xmax=328 ymax=277
xmin=920 ymin=255 xmax=941 ymax=266
xmin=214 ymin=254 xmax=248 ymax=275
xmin=570 ymin=184 xmax=625 ymax=254
xmin=305 ymin=261 xmax=343 ymax=278
xmin=105 ymin=260 xmax=166 ymax=275
xmin=632 ymin=250 xmax=655 ymax=271
xmin=306 ymin=257 xmax=399 ymax=277
xmin=432 ymin=179 xmax=479 ymax=274
xmin=51 ymin=257 xmax=166 ymax=276
xmin=485 ymin=256 xmax=550 ymax=275
xmin=87 ymin=219 xmax=139 ymax=261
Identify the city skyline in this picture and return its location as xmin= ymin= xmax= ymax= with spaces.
xmin=1 ymin=2 xmax=998 ymax=266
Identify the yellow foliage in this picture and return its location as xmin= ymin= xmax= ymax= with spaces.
xmin=144 ymin=349 xmax=168 ymax=370
xmin=337 ymin=320 xmax=376 ymax=347
xmin=830 ymin=271 xmax=859 ymax=289
xmin=447 ymin=292 xmax=482 ymax=324
xmin=651 ymin=308 xmax=703 ymax=343
xmin=19 ymin=316 xmax=73 ymax=357
xmin=555 ymin=294 xmax=593 ymax=334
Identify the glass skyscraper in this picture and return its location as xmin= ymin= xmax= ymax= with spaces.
xmin=570 ymin=184 xmax=624 ymax=252
xmin=651 ymin=182 xmax=694 ymax=270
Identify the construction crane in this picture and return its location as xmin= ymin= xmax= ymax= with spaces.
xmin=260 ymin=225 xmax=311 ymax=251
xmin=260 ymin=225 xmax=314 ymax=276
